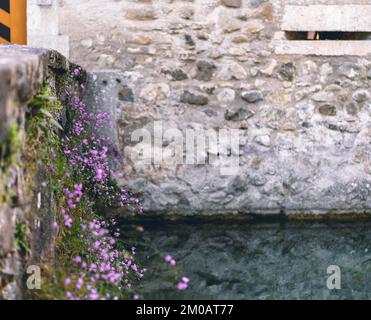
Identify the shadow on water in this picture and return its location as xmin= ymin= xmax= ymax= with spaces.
xmin=119 ymin=217 xmax=371 ymax=300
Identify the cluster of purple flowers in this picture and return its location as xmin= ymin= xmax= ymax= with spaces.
xmin=48 ymin=67 xmax=146 ymax=299
xmin=177 ymin=277 xmax=190 ymax=291
xmin=51 ymin=173 xmax=145 ymax=299
xmin=63 ymin=218 xmax=146 ymax=300
xmin=165 ymin=255 xmax=190 ymax=291
xmin=49 ymin=67 xmax=188 ymax=299
xmin=165 ymin=255 xmax=176 ymax=267
xmin=62 ymin=74 xmax=142 ymax=211
xmin=63 ymin=183 xmax=83 ymax=209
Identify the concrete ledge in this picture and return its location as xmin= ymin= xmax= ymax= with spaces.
xmin=28 ymin=35 xmax=70 ymax=59
xmin=0 ymin=45 xmax=77 ymax=299
xmin=0 ymin=45 xmax=69 ymax=143
xmin=282 ymin=5 xmax=371 ymax=32
xmin=274 ymin=40 xmax=371 ymax=56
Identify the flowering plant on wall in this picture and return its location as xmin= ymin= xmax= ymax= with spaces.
xmin=29 ymin=67 xmax=188 ymax=300
xmin=63 ymin=67 xmax=142 ymax=212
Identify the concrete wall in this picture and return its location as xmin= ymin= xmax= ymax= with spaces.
xmin=39 ymin=1 xmax=371 ymax=216
xmin=27 ymin=0 xmax=69 ymax=57
xmin=0 ymin=46 xmax=75 ymax=299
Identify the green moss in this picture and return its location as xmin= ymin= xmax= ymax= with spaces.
xmin=24 ymin=74 xmax=141 ymax=300
xmin=56 ymin=71 xmax=69 ymax=86
xmin=14 ymin=221 xmax=30 ymax=254
xmin=27 ymin=83 xmax=63 ymax=132
xmin=23 ymin=81 xmax=97 ymax=299
xmin=55 ymin=71 xmax=70 ymax=95
xmin=24 ymin=83 xmax=61 ymax=198
xmin=0 ymin=122 xmax=20 ymax=206
xmin=0 ymin=189 xmax=15 ymax=207
xmin=0 ymin=122 xmax=20 ymax=171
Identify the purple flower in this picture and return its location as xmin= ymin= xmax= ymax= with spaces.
xmin=177 ymin=276 xmax=190 ymax=291
xmin=73 ymin=256 xmax=82 ymax=264
xmin=64 ymin=214 xmax=73 ymax=228
xmin=95 ymin=168 xmax=104 ymax=181
xmin=89 ymin=291 xmax=99 ymax=300
xmin=64 ymin=278 xmax=72 ymax=286
xmin=50 ymin=86 xmax=144 ymax=300
xmin=182 ymin=277 xmax=190 ymax=284
xmin=76 ymin=278 xmax=84 ymax=290
xmin=177 ymin=282 xmax=188 ymax=291
xmin=67 ymin=199 xmax=76 ymax=209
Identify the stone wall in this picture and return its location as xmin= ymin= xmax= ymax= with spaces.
xmin=0 ymin=46 xmax=75 ymax=299
xmin=59 ymin=1 xmax=371 ymax=216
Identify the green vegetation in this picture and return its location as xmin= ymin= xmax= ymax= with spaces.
xmin=24 ymin=74 xmax=143 ymax=300
xmin=0 ymin=123 xmax=20 ymax=218
xmin=14 ymin=222 xmax=30 ymax=254
xmin=0 ymin=122 xmax=20 ymax=172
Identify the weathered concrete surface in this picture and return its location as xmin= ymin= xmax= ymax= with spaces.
xmin=0 ymin=46 xmax=73 ymax=299
xmin=0 ymin=45 xmax=69 ymax=148
xmin=27 ymin=0 xmax=69 ymax=57
xmin=121 ymin=220 xmax=371 ymax=299
xmin=82 ymin=71 xmax=127 ymax=172
xmin=275 ymin=40 xmax=371 ymax=56
xmin=0 ymin=46 xmax=45 ymax=143
xmin=282 ymin=5 xmax=371 ymax=32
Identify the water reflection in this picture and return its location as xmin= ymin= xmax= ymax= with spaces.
xmin=120 ymin=219 xmax=371 ymax=300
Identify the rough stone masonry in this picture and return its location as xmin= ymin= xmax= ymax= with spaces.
xmin=54 ymin=0 xmax=371 ymax=216
xmin=0 ymin=46 xmax=81 ymax=299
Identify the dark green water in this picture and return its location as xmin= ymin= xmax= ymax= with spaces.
xmin=120 ymin=219 xmax=371 ymax=300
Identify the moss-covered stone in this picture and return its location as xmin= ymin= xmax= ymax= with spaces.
xmin=0 ymin=46 xmax=78 ymax=300
xmin=0 ymin=122 xmax=20 ymax=172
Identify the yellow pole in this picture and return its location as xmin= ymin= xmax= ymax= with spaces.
xmin=0 ymin=0 xmax=27 ymax=45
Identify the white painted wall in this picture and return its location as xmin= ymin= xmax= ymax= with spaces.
xmin=27 ymin=0 xmax=69 ymax=58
